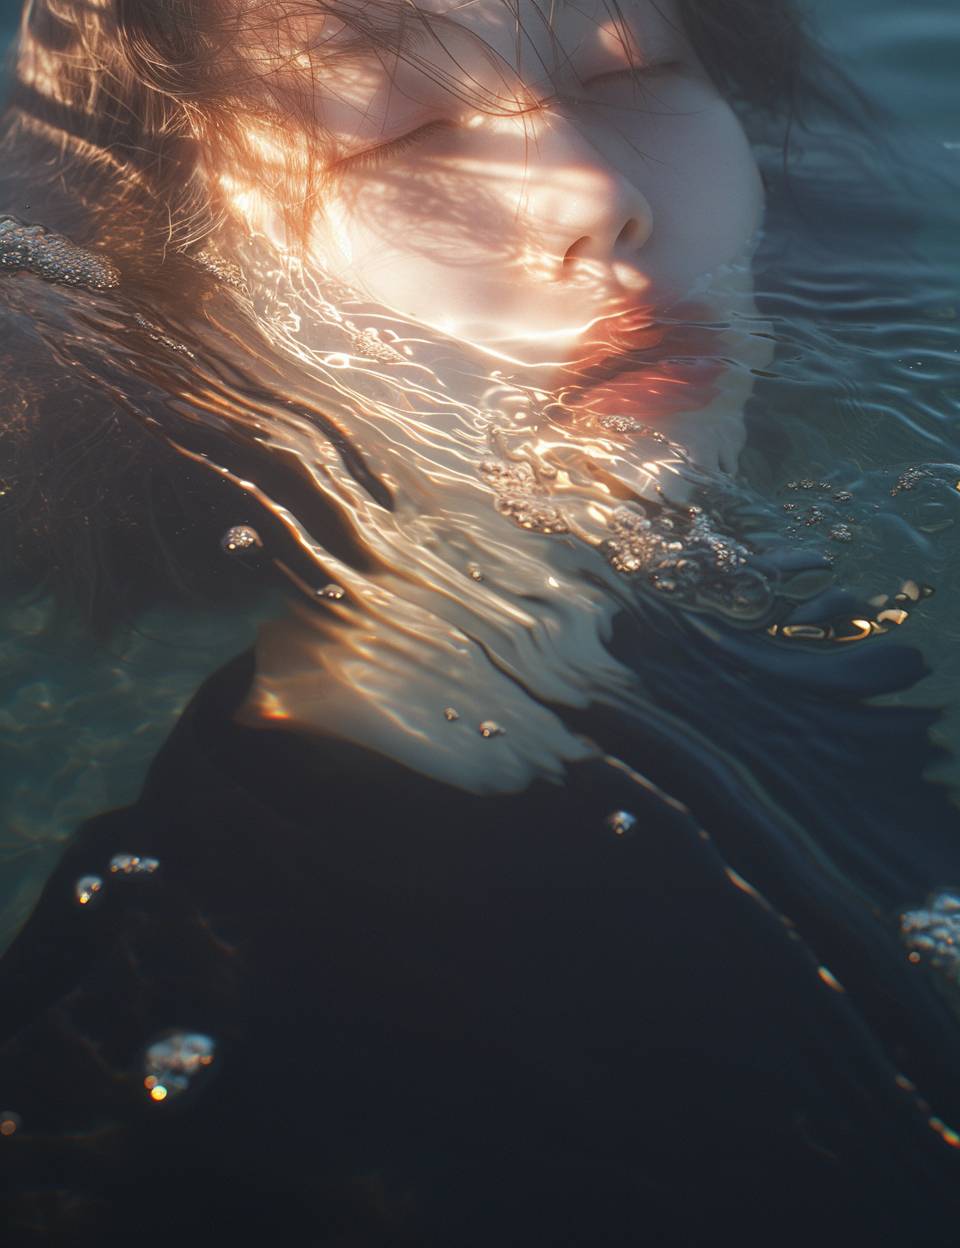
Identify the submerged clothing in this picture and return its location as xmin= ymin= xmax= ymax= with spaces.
xmin=2 ymin=645 xmax=960 ymax=1246
xmin=2 ymin=210 xmax=960 ymax=1245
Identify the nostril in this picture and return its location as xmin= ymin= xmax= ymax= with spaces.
xmin=615 ymin=218 xmax=643 ymax=248
xmin=561 ymin=235 xmax=591 ymax=275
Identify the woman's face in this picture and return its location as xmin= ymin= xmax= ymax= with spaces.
xmin=305 ymin=0 xmax=765 ymax=382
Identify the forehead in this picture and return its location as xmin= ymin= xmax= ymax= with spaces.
xmin=315 ymin=0 xmax=687 ymax=143
xmin=402 ymin=0 xmax=684 ymax=78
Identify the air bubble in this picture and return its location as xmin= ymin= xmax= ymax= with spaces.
xmin=318 ymin=583 xmax=346 ymax=601
xmin=443 ymin=707 xmax=460 ymax=721
xmin=221 ymin=525 xmax=263 ymax=555
xmin=109 ymin=854 xmax=160 ymax=879
xmin=0 ymin=1110 xmax=21 ymax=1137
xmin=0 ymin=216 xmax=119 ymax=290
xmin=901 ymin=894 xmax=960 ymax=991
xmin=604 ymin=810 xmax=637 ymax=839
xmin=478 ymin=721 xmax=505 ymax=738
xmin=75 ymin=875 xmax=103 ymax=907
xmin=143 ymin=1031 xmax=216 ymax=1102
xmin=891 ymin=466 xmax=929 ymax=496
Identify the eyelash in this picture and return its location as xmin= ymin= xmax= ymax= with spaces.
xmin=331 ymin=120 xmax=455 ymax=174
xmin=332 ymin=64 xmax=683 ymax=173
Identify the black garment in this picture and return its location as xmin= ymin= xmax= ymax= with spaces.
xmin=2 ymin=648 xmax=960 ymax=1247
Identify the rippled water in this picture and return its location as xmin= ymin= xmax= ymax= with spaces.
xmin=2 ymin=4 xmax=960 ymax=1242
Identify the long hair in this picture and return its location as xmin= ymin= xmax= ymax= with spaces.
xmin=3 ymin=0 xmax=834 ymax=252
xmin=0 ymin=0 xmax=840 ymax=630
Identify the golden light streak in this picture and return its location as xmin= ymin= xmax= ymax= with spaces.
xmin=603 ymin=754 xmax=691 ymax=816
xmin=930 ymin=1117 xmax=960 ymax=1149
xmin=816 ymin=966 xmax=845 ymax=993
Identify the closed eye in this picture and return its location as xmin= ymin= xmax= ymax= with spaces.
xmin=583 ymin=61 xmax=684 ymax=89
xmin=329 ymin=119 xmax=456 ymax=175
xmin=327 ymin=62 xmax=685 ymax=175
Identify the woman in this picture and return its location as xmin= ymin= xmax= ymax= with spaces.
xmin=2 ymin=1 xmax=960 ymax=1242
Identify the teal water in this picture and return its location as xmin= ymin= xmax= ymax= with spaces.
xmin=0 ymin=2 xmax=958 ymax=941
xmin=0 ymin=6 xmax=957 ymax=904
xmin=1 ymin=5 xmax=960 ymax=1242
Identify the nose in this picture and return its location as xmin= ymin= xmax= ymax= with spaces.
xmin=508 ymin=115 xmax=654 ymax=277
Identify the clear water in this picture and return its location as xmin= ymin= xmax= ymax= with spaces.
xmin=2 ymin=4 xmax=960 ymax=1242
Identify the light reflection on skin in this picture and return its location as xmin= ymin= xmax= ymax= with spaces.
xmin=202 ymin=0 xmax=777 ymax=786
xmin=223 ymin=0 xmax=772 ymax=475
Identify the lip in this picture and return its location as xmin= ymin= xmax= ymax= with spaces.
xmin=556 ymin=300 xmax=728 ymax=421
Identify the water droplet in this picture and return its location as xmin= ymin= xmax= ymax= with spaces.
xmin=478 ymin=721 xmax=505 ymax=738
xmin=0 ymin=1110 xmax=21 ymax=1137
xmin=109 ymin=854 xmax=160 ymax=879
xmin=75 ymin=875 xmax=103 ymax=907
xmin=318 ymin=583 xmax=346 ymax=601
xmin=221 ymin=525 xmax=263 ymax=555
xmin=604 ymin=810 xmax=637 ymax=839
xmin=143 ymin=1031 xmax=216 ymax=1102
xmin=443 ymin=707 xmax=460 ymax=721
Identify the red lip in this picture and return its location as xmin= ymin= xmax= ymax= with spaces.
xmin=557 ymin=301 xmax=727 ymax=422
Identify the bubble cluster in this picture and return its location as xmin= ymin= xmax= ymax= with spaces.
xmin=604 ymin=810 xmax=637 ymax=839
xmin=495 ymin=494 xmax=569 ymax=534
xmin=480 ymin=460 xmax=570 ymax=535
xmin=133 ymin=313 xmax=195 ymax=358
xmin=194 ymin=245 xmax=247 ymax=293
xmin=221 ymin=525 xmax=263 ymax=555
xmin=607 ymin=503 xmax=776 ymax=622
xmin=75 ymin=875 xmax=103 ymax=907
xmin=143 ymin=1031 xmax=216 ymax=1103
xmin=900 ymin=893 xmax=960 ymax=1012
xmin=0 ymin=216 xmax=119 ymax=290
xmin=479 ymin=460 xmax=538 ymax=492
xmin=597 ymin=414 xmax=672 ymax=445
xmin=891 ymin=466 xmax=931 ymax=496
xmin=350 ymin=327 xmax=404 ymax=364
xmin=109 ymin=854 xmax=160 ymax=879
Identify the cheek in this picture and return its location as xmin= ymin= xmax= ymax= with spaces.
xmin=310 ymin=205 xmax=501 ymax=325
xmin=603 ymin=82 xmax=765 ymax=292
xmin=311 ymin=164 xmax=547 ymax=324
